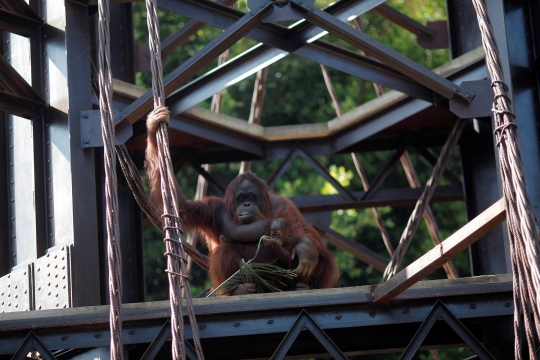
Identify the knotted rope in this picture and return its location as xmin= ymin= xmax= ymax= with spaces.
xmin=381 ymin=119 xmax=465 ymax=282
xmin=143 ymin=0 xmax=204 ymax=357
xmin=97 ymin=0 xmax=123 ymax=357
xmin=472 ymin=0 xmax=540 ymax=357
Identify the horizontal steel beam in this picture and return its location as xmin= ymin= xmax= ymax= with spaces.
xmin=0 ymin=8 xmax=42 ymax=38
xmin=290 ymin=185 xmax=463 ymax=213
xmin=0 ymin=91 xmax=44 ymax=119
xmin=169 ymin=114 xmax=265 ymax=157
xmin=0 ymin=276 xmax=513 ymax=358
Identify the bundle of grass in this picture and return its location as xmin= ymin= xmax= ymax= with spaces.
xmin=207 ymin=238 xmax=297 ymax=297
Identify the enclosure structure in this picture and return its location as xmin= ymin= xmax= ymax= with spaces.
xmin=0 ymin=0 xmax=538 ymax=358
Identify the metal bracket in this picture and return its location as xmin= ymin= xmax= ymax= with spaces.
xmin=34 ymin=246 xmax=72 ymax=310
xmin=449 ymin=79 xmax=493 ymax=119
xmin=0 ymin=265 xmax=33 ymax=313
xmin=249 ymin=0 xmax=314 ymax=22
xmin=417 ymin=21 xmax=449 ymax=49
xmin=80 ymin=110 xmax=133 ymax=148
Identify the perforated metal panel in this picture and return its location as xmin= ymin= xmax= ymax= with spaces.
xmin=34 ymin=246 xmax=72 ymax=310
xmin=0 ymin=265 xmax=32 ymax=313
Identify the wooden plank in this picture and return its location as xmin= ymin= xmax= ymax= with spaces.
xmin=373 ymin=198 xmax=506 ymax=304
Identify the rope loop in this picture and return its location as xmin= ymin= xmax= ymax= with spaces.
xmin=493 ymin=122 xmax=518 ymax=146
xmin=147 ymin=105 xmax=170 ymax=132
xmin=491 ymin=79 xmax=510 ymax=92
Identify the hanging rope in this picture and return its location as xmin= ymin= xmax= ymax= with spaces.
xmin=472 ymin=0 xmax=540 ymax=357
xmin=381 ymin=119 xmax=465 ymax=282
xmin=143 ymin=0 xmax=204 ymax=357
xmin=97 ymin=0 xmax=123 ymax=357
xmin=116 ymin=145 xmax=210 ymax=270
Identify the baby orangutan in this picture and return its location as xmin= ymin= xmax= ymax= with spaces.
xmin=262 ymin=218 xmax=320 ymax=290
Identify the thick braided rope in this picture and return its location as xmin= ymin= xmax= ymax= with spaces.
xmin=382 ymin=119 xmax=465 ymax=282
xmin=115 ymin=145 xmax=210 ymax=270
xmin=97 ymin=0 xmax=123 ymax=357
xmin=144 ymin=0 xmax=204 ymax=358
xmin=472 ymin=0 xmax=540 ymax=356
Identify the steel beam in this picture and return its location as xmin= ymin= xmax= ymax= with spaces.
xmin=163 ymin=0 xmax=437 ymax=115
xmin=290 ymin=185 xmax=463 ymax=213
xmin=0 ymin=276 xmax=513 ymax=358
xmin=115 ymin=1 xmax=274 ymax=128
xmin=291 ymin=0 xmax=473 ymax=103
xmin=333 ymin=59 xmax=487 ymax=152
xmin=0 ymin=9 xmax=41 ymax=38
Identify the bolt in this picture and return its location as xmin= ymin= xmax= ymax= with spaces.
xmin=83 ymin=140 xmax=90 ymax=144
xmin=403 ymin=309 xmax=410 ymax=314
xmin=466 ymin=94 xmax=472 ymax=99
xmin=95 ymin=334 xmax=101 ymax=339
xmin=81 ymin=113 xmax=88 ymax=118
xmin=200 ymin=325 xmax=206 ymax=330
xmin=470 ymin=304 xmax=476 ymax=309
xmin=268 ymin=320 xmax=274 ymax=324
xmin=505 ymin=302 xmax=511 ymax=307
xmin=234 ymin=323 xmax=240 ymax=328
xmin=129 ymin=330 xmax=135 ymax=335
xmin=335 ymin=315 xmax=341 ymax=320
xmin=61 ymin=336 xmax=68 ymax=341
xmin=369 ymin=310 xmax=376 ymax=317
xmin=453 ymin=88 xmax=460 ymax=92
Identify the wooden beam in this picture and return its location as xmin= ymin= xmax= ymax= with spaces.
xmin=373 ymin=198 xmax=506 ymax=304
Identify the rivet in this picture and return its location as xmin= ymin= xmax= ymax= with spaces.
xmin=369 ymin=311 xmax=376 ymax=317
xmin=48 ymin=292 xmax=51 ymax=296
xmin=61 ymin=336 xmax=68 ymax=341
xmin=234 ymin=323 xmax=240 ymax=328
xmin=129 ymin=330 xmax=135 ymax=335
xmin=268 ymin=319 xmax=274 ymax=324
xmin=55 ymin=303 xmax=59 ymax=307
xmin=38 ymin=306 xmax=42 ymax=309
xmin=14 ymin=285 xmax=17 ymax=289
xmin=7 ymin=284 xmax=10 ymax=287
xmin=24 ymin=290 xmax=27 ymax=294
xmin=95 ymin=334 xmax=101 ymax=338
xmin=335 ymin=315 xmax=341 ymax=320
xmin=15 ymin=304 xmax=18 ymax=308
xmin=403 ymin=309 xmax=410 ymax=314
xmin=38 ymin=287 xmax=41 ymax=290
xmin=81 ymin=113 xmax=88 ymax=119
xmin=470 ymin=304 xmax=476 ymax=309
xmin=15 ymin=295 xmax=18 ymax=298
xmin=505 ymin=302 xmax=511 ymax=307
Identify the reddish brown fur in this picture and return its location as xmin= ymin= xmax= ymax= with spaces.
xmin=146 ymin=119 xmax=338 ymax=292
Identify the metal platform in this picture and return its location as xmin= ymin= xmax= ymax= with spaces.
xmin=0 ymin=275 xmax=512 ymax=359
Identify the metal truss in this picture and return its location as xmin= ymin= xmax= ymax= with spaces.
xmin=0 ymin=276 xmax=513 ymax=359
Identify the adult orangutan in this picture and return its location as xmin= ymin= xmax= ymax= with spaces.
xmin=146 ymin=116 xmax=338 ymax=295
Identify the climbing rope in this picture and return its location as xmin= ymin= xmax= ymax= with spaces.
xmin=472 ymin=0 xmax=540 ymax=357
xmin=143 ymin=0 xmax=204 ymax=357
xmin=97 ymin=0 xmax=123 ymax=357
xmin=381 ymin=119 xmax=465 ymax=282
xmin=116 ymin=145 xmax=210 ymax=270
